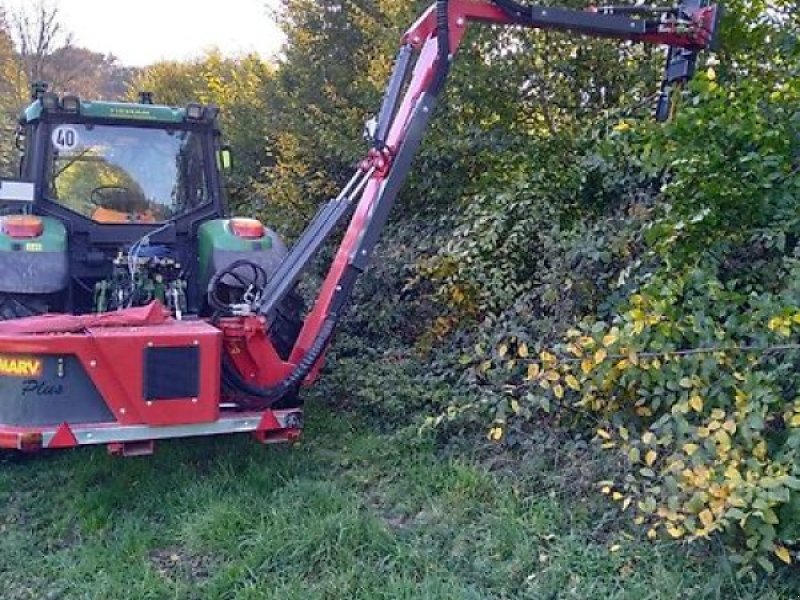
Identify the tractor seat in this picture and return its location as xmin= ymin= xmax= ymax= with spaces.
xmin=92 ymin=206 xmax=157 ymax=224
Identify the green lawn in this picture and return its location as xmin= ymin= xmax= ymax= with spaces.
xmin=1 ymin=403 xmax=798 ymax=599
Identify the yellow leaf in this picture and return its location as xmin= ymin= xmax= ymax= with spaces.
xmin=612 ymin=491 xmax=623 ymax=501
xmin=498 ymin=344 xmax=508 ymax=358
xmin=488 ymin=426 xmax=504 ymax=442
xmin=699 ymin=509 xmax=714 ymax=529
xmin=689 ymin=394 xmax=704 ymax=413
xmin=790 ymin=414 xmax=800 ymax=428
xmin=725 ymin=465 xmax=742 ymax=482
xmin=540 ymin=350 xmax=556 ymax=365
xmin=642 ymin=432 xmax=655 ymax=445
xmin=526 ymin=363 xmax=541 ymax=380
xmin=511 ymin=399 xmax=520 ymax=414
xmin=553 ymin=384 xmax=564 ymax=399
xmin=597 ymin=428 xmax=611 ymax=440
xmin=545 ymin=370 xmax=560 ymax=382
xmin=623 ymin=497 xmax=632 ymax=511
xmin=602 ymin=332 xmax=618 ymax=347
xmin=594 ymin=348 xmax=608 ymax=365
xmin=706 ymin=67 xmax=716 ymax=80
xmin=775 ymin=545 xmax=792 ymax=565
xmin=581 ymin=359 xmax=593 ymax=375
xmin=666 ymin=525 xmax=684 ymax=539
xmin=714 ymin=430 xmax=731 ymax=453
xmin=683 ymin=443 xmax=699 ymax=456
xmin=645 ymin=450 xmax=657 ymax=467
xmin=610 ymin=544 xmax=621 ymax=553
xmin=518 ymin=343 xmax=529 ymax=358
xmin=601 ymin=486 xmax=611 ymax=495
xmin=565 ymin=374 xmax=580 ymax=391
xmin=613 ymin=121 xmax=631 ymax=133
xmin=647 ymin=528 xmax=658 ymax=540
xmin=754 ymin=440 xmax=767 ymax=461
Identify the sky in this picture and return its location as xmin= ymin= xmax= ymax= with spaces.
xmin=5 ymin=0 xmax=285 ymax=67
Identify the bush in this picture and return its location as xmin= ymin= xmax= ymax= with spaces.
xmin=431 ymin=67 xmax=800 ymax=575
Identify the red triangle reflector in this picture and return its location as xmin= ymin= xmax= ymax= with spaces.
xmin=49 ymin=423 xmax=78 ymax=448
xmin=256 ymin=410 xmax=281 ymax=431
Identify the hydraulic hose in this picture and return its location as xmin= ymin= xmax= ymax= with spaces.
xmin=221 ymin=316 xmax=337 ymax=409
xmin=491 ymin=0 xmax=532 ymax=21
xmin=432 ymin=0 xmax=450 ymax=94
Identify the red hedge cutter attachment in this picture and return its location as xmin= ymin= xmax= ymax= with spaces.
xmin=0 ymin=0 xmax=718 ymax=456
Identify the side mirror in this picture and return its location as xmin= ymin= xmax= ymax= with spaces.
xmin=217 ymin=146 xmax=233 ymax=172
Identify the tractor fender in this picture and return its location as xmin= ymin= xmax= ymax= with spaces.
xmin=0 ymin=216 xmax=69 ymax=294
xmin=197 ymin=218 xmax=289 ymax=291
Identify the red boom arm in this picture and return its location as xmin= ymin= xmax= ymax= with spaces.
xmin=222 ymin=0 xmax=719 ymax=406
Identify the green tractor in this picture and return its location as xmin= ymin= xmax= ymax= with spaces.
xmin=0 ymin=84 xmax=302 ymax=355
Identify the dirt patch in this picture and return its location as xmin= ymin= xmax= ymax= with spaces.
xmin=149 ymin=546 xmax=217 ymax=583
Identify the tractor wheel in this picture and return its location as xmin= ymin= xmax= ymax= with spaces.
xmin=0 ymin=293 xmax=49 ymax=320
xmin=268 ymin=289 xmax=305 ymax=409
xmin=269 ymin=289 xmax=305 ymax=360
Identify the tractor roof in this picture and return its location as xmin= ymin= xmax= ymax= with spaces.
xmin=21 ymin=97 xmax=217 ymax=127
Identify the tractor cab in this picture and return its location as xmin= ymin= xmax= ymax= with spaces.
xmin=17 ymin=88 xmax=226 ymax=230
xmin=0 ymin=85 xmax=290 ymax=320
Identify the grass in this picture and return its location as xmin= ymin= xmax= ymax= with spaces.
xmin=2 ymin=401 xmax=800 ymax=599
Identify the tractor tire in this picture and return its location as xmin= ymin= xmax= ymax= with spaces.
xmin=268 ymin=289 xmax=306 ymax=409
xmin=269 ymin=289 xmax=305 ymax=360
xmin=0 ymin=293 xmax=49 ymax=320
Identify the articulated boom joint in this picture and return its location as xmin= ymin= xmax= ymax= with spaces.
xmin=360 ymin=147 xmax=394 ymax=178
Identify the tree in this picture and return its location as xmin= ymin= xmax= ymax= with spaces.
xmin=10 ymin=0 xmax=70 ymax=89
xmin=260 ymin=0 xmax=667 ymax=234
xmin=131 ymin=50 xmax=275 ymax=207
xmin=0 ymin=8 xmax=26 ymax=176
xmin=8 ymin=0 xmax=133 ymax=99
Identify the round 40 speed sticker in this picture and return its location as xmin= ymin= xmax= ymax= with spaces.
xmin=51 ymin=125 xmax=80 ymax=151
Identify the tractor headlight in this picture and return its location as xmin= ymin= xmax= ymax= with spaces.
xmin=40 ymin=92 xmax=59 ymax=112
xmin=61 ymin=95 xmax=81 ymax=113
xmin=185 ymin=103 xmax=204 ymax=121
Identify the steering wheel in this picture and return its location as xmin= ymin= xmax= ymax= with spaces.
xmin=90 ymin=185 xmax=132 ymax=206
